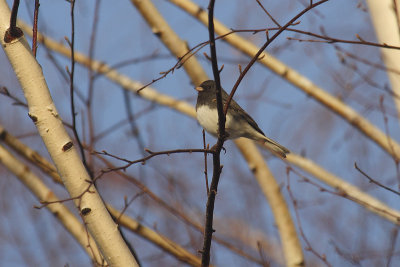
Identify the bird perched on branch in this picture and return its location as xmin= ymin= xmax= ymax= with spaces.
xmin=195 ymin=80 xmax=289 ymax=158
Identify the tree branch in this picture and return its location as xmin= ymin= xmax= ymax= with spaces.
xmin=0 ymin=1 xmax=138 ymax=265
xmin=201 ymin=2 xmax=225 ymax=265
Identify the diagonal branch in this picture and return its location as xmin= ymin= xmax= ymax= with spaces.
xmin=201 ymin=2 xmax=225 ymax=265
xmin=0 ymin=144 xmax=105 ymax=265
xmin=168 ymin=0 xmax=400 ymax=161
xmin=224 ymin=0 xmax=329 ymax=115
xmin=0 ymin=1 xmax=138 ymax=265
xmin=0 ymin=125 xmax=206 ymax=267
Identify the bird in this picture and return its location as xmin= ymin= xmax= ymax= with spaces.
xmin=195 ymin=80 xmax=289 ymax=158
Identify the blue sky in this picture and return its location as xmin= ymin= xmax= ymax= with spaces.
xmin=1 ymin=0 xmax=399 ymax=266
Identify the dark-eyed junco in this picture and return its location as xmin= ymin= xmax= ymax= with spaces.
xmin=195 ymin=80 xmax=289 ymax=158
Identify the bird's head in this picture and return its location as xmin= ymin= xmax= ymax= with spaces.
xmin=195 ymin=80 xmax=216 ymax=93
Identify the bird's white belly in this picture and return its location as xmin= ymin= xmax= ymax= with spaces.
xmin=196 ymin=105 xmax=241 ymax=139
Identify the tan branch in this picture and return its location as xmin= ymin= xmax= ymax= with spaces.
xmin=129 ymin=1 xmax=303 ymax=266
xmin=0 ymin=125 xmax=203 ymax=267
xmin=19 ymin=15 xmax=400 ymax=265
xmin=286 ymin=153 xmax=400 ymax=224
xmin=107 ymin=206 xmax=204 ymax=267
xmin=17 ymin=20 xmax=196 ymax=119
xmin=18 ymin=9 xmax=400 ymax=265
xmin=130 ymin=0 xmax=207 ymax=86
xmin=19 ymin=0 xmax=302 ymax=264
xmin=0 ymin=144 xmax=104 ymax=265
xmin=167 ymin=0 xmax=400 ymax=160
xmin=235 ymin=138 xmax=304 ymax=266
xmin=0 ymin=1 xmax=138 ymax=265
xmin=366 ymin=0 xmax=400 ymax=120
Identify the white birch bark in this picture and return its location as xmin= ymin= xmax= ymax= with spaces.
xmin=0 ymin=1 xmax=138 ymax=266
xmin=366 ymin=0 xmax=400 ymax=119
xmin=0 ymin=144 xmax=104 ymax=265
xmin=0 ymin=124 xmax=204 ymax=266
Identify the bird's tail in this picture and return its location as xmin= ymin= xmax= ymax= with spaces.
xmin=262 ymin=136 xmax=290 ymax=158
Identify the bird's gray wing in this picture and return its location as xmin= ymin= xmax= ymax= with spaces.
xmin=221 ymin=89 xmax=266 ymax=137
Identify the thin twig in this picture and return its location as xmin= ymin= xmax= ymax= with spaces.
xmin=0 ymin=86 xmax=28 ymax=107
xmin=94 ymin=155 xmax=263 ymax=264
xmin=385 ymin=227 xmax=399 ymax=267
xmin=115 ymin=192 xmax=145 ymax=224
xmin=35 ymin=179 xmax=95 ymax=209
xmin=98 ymin=148 xmax=213 ymax=172
xmin=289 ymin=166 xmax=400 ymax=224
xmin=93 ymin=104 xmax=156 ymax=142
xmin=379 ymin=96 xmax=400 ymax=188
xmin=86 ymin=0 xmax=101 ymax=171
xmin=255 ymin=0 xmax=281 ymax=27
xmin=32 ymin=0 xmax=40 ymax=56
xmin=203 ymin=129 xmax=210 ymax=195
xmin=223 ymin=0 xmax=330 ymax=116
xmin=286 ymin=167 xmax=333 ymax=267
xmin=230 ymin=27 xmax=400 ymax=50
xmin=123 ymin=91 xmax=146 ymax=156
xmin=9 ymin=0 xmax=20 ymax=32
xmin=67 ymin=0 xmax=92 ymax=178
xmin=4 ymin=0 xmax=23 ymax=42
xmin=334 ymin=46 xmax=400 ymax=75
xmin=354 ymin=162 xmax=400 ymax=197
xmin=201 ymin=0 xmax=226 ymax=265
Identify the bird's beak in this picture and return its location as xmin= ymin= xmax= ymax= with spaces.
xmin=195 ymin=86 xmax=204 ymax=92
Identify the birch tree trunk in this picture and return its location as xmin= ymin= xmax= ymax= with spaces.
xmin=0 ymin=1 xmax=138 ymax=266
xmin=366 ymin=0 xmax=400 ymax=119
